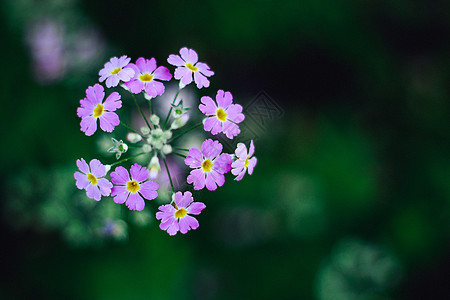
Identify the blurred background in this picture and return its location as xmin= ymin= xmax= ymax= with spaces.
xmin=1 ymin=0 xmax=449 ymax=299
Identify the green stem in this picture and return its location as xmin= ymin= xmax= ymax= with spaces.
xmin=110 ymin=152 xmax=146 ymax=167
xmin=162 ymin=157 xmax=175 ymax=193
xmin=120 ymin=121 xmax=138 ymax=134
xmin=170 ymin=123 xmax=203 ymax=142
xmin=130 ymin=92 xmax=152 ymax=130
xmin=163 ymin=88 xmax=181 ymax=129
xmin=148 ymin=98 xmax=153 ymax=117
xmin=172 ymin=152 xmax=187 ymax=159
xmin=173 ymin=147 xmax=190 ymax=152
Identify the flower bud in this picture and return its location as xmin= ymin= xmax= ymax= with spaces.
xmin=127 ymin=133 xmax=142 ymax=143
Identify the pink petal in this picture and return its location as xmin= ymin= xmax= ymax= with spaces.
xmin=248 ymin=157 xmax=257 ymax=175
xmin=196 ymin=62 xmax=214 ymax=77
xmin=185 ymin=148 xmax=203 ymax=168
xmin=184 ymin=215 xmax=200 ymax=230
xmin=213 ymin=153 xmax=232 ymax=174
xmin=153 ymin=66 xmax=172 ymax=81
xmin=223 ymin=121 xmax=240 ymax=139
xmin=74 ymin=171 xmax=89 ymax=189
xmin=86 ymin=184 xmax=101 ymax=201
xmin=89 ymin=159 xmax=105 ymax=177
xmin=130 ymin=163 xmax=148 ymax=182
xmin=106 ymin=75 xmax=120 ymax=88
xmin=205 ymin=172 xmax=219 ymax=191
xmin=178 ymin=191 xmax=193 ymax=208
xmin=167 ymin=54 xmax=185 ymax=66
xmin=110 ymin=166 xmax=130 ymax=185
xmin=126 ymin=80 xmax=145 ymax=94
xmin=216 ymin=90 xmax=233 ymax=108
xmin=99 ymin=112 xmax=119 ymax=132
xmin=234 ymin=169 xmax=246 ymax=181
xmin=145 ymin=81 xmax=165 ymax=98
xmin=226 ymin=104 xmax=245 ymax=123
xmin=126 ymin=192 xmax=145 ymax=211
xmin=194 ymin=71 xmax=210 ymax=89
xmin=76 ymin=158 xmax=89 ymax=174
xmin=112 ymin=186 xmax=129 ymax=204
xmin=80 ymin=116 xmax=97 ymax=136
xmin=103 ymin=92 xmax=122 ymax=111
xmin=234 ymin=143 xmax=248 ymax=159
xmin=202 ymin=139 xmax=222 ymax=159
xmin=248 ymin=140 xmax=255 ymax=157
xmin=139 ymin=181 xmax=159 ymax=200
xmin=199 ymin=96 xmax=217 ymax=115
xmin=187 ymin=169 xmax=206 ymax=190
xmin=187 ymin=202 xmax=206 ymax=215
xmin=97 ymin=178 xmax=113 ymax=196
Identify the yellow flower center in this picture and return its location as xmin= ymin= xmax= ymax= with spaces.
xmin=111 ymin=67 xmax=121 ymax=75
xmin=216 ymin=108 xmax=227 ymax=121
xmin=202 ymin=159 xmax=213 ymax=172
xmin=87 ymin=173 xmax=97 ymax=185
xmin=186 ymin=63 xmax=198 ymax=72
xmin=174 ymin=208 xmax=188 ymax=219
xmin=244 ymin=156 xmax=250 ymax=168
xmin=139 ymin=73 xmax=154 ymax=82
xmin=93 ymin=104 xmax=104 ymax=118
xmin=126 ymin=180 xmax=140 ymax=193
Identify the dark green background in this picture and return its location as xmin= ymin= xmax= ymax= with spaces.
xmin=1 ymin=0 xmax=449 ymax=299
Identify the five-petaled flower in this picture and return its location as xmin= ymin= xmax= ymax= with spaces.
xmin=110 ymin=163 xmax=159 ymax=211
xmin=125 ymin=57 xmax=172 ymax=98
xmin=199 ymin=90 xmax=245 ymax=139
xmin=74 ymin=158 xmax=112 ymax=201
xmin=77 ymin=84 xmax=122 ymax=136
xmin=99 ymin=55 xmax=135 ymax=88
xmin=167 ymin=47 xmax=214 ymax=89
xmin=185 ymin=139 xmax=232 ymax=191
xmin=156 ymin=191 xmax=206 ymax=235
xmin=231 ymin=140 xmax=257 ymax=181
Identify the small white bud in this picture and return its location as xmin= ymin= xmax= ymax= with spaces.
xmin=126 ymin=132 xmax=142 ymax=143
xmin=144 ymin=93 xmax=153 ymax=100
xmin=105 ymin=165 xmax=112 ymax=173
xmin=148 ymin=155 xmax=161 ymax=179
xmin=162 ymin=144 xmax=173 ymax=154
xmin=150 ymin=115 xmax=160 ymax=125
xmin=120 ymin=84 xmax=130 ymax=91
xmin=171 ymin=114 xmax=189 ymax=129
xmin=140 ymin=126 xmax=150 ymax=135
xmin=142 ymin=144 xmax=152 ymax=153
xmin=162 ymin=130 xmax=173 ymax=140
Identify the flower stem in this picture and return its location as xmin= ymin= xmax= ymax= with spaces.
xmin=120 ymin=121 xmax=138 ymax=133
xmin=130 ymin=92 xmax=152 ymax=130
xmin=170 ymin=122 xmax=203 ymax=142
xmin=110 ymin=152 xmax=146 ymax=167
xmin=163 ymin=88 xmax=181 ymax=129
xmin=162 ymin=157 xmax=175 ymax=193
xmin=148 ymin=98 xmax=153 ymax=116
xmin=172 ymin=152 xmax=187 ymax=159
xmin=173 ymin=147 xmax=190 ymax=152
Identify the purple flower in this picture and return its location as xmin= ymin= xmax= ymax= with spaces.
xmin=99 ymin=55 xmax=135 ymax=88
xmin=199 ymin=90 xmax=245 ymax=139
xmin=110 ymin=163 xmax=159 ymax=211
xmin=185 ymin=139 xmax=232 ymax=191
xmin=231 ymin=140 xmax=257 ymax=181
xmin=74 ymin=158 xmax=112 ymax=201
xmin=156 ymin=191 xmax=205 ymax=235
xmin=167 ymin=47 xmax=214 ymax=89
xmin=124 ymin=57 xmax=172 ymax=98
xmin=77 ymin=84 xmax=122 ymax=136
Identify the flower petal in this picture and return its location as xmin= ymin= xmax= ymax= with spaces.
xmin=110 ymin=166 xmax=130 ymax=185
xmin=199 ymin=96 xmax=217 ymax=116
xmin=202 ymin=139 xmax=222 ymax=159
xmin=187 ymin=202 xmax=206 ymax=215
xmin=130 ymin=163 xmax=148 ymax=182
xmin=76 ymin=158 xmax=90 ymax=174
xmin=126 ymin=192 xmax=145 ymax=211
xmin=187 ymin=169 xmax=206 ymax=190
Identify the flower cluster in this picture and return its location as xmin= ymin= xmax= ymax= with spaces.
xmin=74 ymin=47 xmax=258 ymax=236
